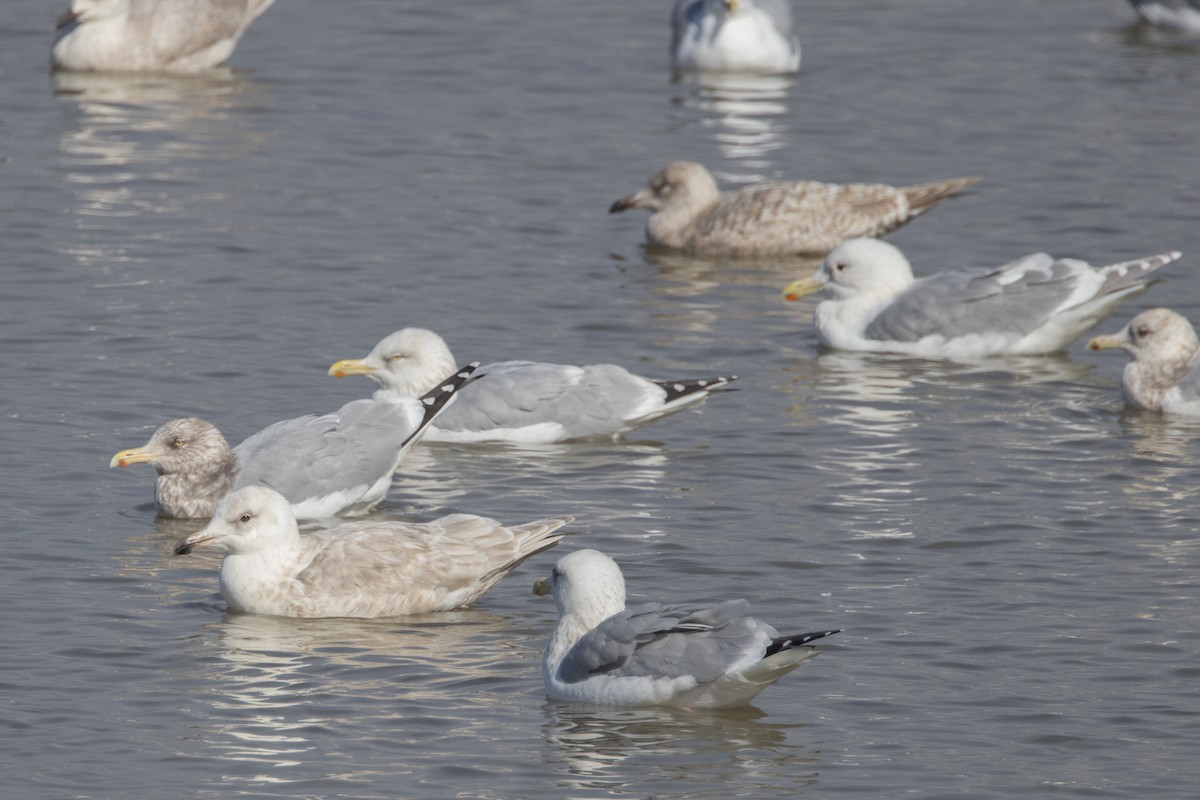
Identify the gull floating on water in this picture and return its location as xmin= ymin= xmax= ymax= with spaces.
xmin=110 ymin=363 xmax=477 ymax=519
xmin=535 ymin=549 xmax=839 ymax=708
xmin=1128 ymin=0 xmax=1200 ymax=31
xmin=52 ymin=0 xmax=277 ymax=73
xmin=1088 ymin=308 xmax=1200 ymax=415
xmin=329 ymin=328 xmax=737 ymax=444
xmin=782 ymin=238 xmax=1182 ymax=358
xmin=174 ymin=486 xmax=574 ymax=618
xmin=671 ymin=0 xmax=800 ymax=75
xmin=610 ymin=161 xmax=978 ymax=258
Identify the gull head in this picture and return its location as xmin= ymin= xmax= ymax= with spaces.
xmin=174 ymin=486 xmax=298 ymax=556
xmin=609 ymin=161 xmax=720 ymax=215
xmin=110 ymin=417 xmax=233 ymax=475
xmin=1087 ymin=308 xmax=1200 ymax=362
xmin=58 ymin=0 xmax=125 ymax=29
xmin=537 ymin=549 xmax=627 ymax=627
xmin=783 ymin=238 xmax=916 ymax=303
xmin=329 ymin=327 xmax=459 ymax=398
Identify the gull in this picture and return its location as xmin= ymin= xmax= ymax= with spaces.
xmin=1128 ymin=1 xmax=1200 ymax=31
xmin=671 ymin=0 xmax=801 ymax=75
xmin=110 ymin=363 xmax=477 ymax=519
xmin=610 ymin=161 xmax=978 ymax=258
xmin=174 ymin=486 xmax=574 ymax=618
xmin=534 ymin=549 xmax=839 ymax=708
xmin=328 ymin=328 xmax=737 ymax=444
xmin=1088 ymin=308 xmax=1200 ymax=415
xmin=52 ymin=0 xmax=277 ymax=73
xmin=782 ymin=238 xmax=1182 ymax=358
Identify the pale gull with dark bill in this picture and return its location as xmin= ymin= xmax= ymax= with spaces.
xmin=174 ymin=486 xmax=574 ymax=618
xmin=610 ymin=161 xmax=977 ymax=258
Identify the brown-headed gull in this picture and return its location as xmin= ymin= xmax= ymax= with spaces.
xmin=328 ymin=329 xmax=736 ymax=444
xmin=174 ymin=486 xmax=574 ymax=618
xmin=610 ymin=161 xmax=977 ymax=258
xmin=52 ymin=0 xmax=277 ymax=73
xmin=782 ymin=238 xmax=1182 ymax=357
xmin=1088 ymin=308 xmax=1200 ymax=415
xmin=534 ymin=549 xmax=839 ymax=708
xmin=110 ymin=363 xmax=477 ymax=519
xmin=671 ymin=0 xmax=801 ymax=75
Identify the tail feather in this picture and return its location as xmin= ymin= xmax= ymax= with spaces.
xmin=1095 ymin=251 xmax=1182 ymax=297
xmin=653 ymin=374 xmax=739 ymax=405
xmin=903 ymin=176 xmax=979 ymax=215
xmin=479 ymin=515 xmax=576 ymax=584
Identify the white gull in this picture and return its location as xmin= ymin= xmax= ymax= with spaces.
xmin=671 ymin=0 xmax=800 ymax=75
xmin=782 ymin=238 xmax=1182 ymax=358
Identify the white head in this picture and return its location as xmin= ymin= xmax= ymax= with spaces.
xmin=782 ymin=238 xmax=916 ymax=303
xmin=540 ymin=549 xmax=627 ymax=627
xmin=328 ymin=328 xmax=459 ymax=398
xmin=174 ymin=485 xmax=299 ymax=556
xmin=1088 ymin=308 xmax=1200 ymax=362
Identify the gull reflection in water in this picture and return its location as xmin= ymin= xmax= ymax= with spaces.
xmin=193 ymin=611 xmax=528 ymax=784
xmin=671 ymin=73 xmax=794 ymax=168
xmin=782 ymin=351 xmax=1097 ymax=540
xmin=1115 ymin=409 xmax=1200 ymax=515
xmin=540 ymin=703 xmax=818 ymax=794
xmin=53 ymin=69 xmax=267 ymax=269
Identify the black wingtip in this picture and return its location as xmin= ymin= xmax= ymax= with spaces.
xmin=405 ymin=362 xmax=478 ymax=444
xmin=654 ymin=374 xmax=739 ymax=403
xmin=765 ymin=628 xmax=841 ymax=657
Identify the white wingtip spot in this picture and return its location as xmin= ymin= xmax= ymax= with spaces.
xmin=673 ymin=383 xmax=686 ymax=392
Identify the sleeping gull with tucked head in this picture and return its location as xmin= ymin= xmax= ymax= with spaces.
xmin=329 ymin=328 xmax=736 ymax=444
xmin=610 ymin=161 xmax=977 ymax=258
xmin=782 ymin=238 xmax=1182 ymax=358
xmin=1088 ymin=308 xmax=1200 ymax=415
xmin=110 ymin=363 xmax=477 ymax=519
xmin=174 ymin=486 xmax=574 ymax=618
xmin=671 ymin=0 xmax=801 ymax=75
xmin=52 ymin=0 xmax=277 ymax=73
xmin=534 ymin=549 xmax=839 ymax=708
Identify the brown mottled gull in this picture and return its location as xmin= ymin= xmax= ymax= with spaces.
xmin=671 ymin=0 xmax=801 ymax=75
xmin=535 ymin=549 xmax=839 ymax=707
xmin=174 ymin=486 xmax=575 ymax=618
xmin=110 ymin=363 xmax=478 ymax=519
xmin=52 ymin=0 xmax=276 ymax=73
xmin=1088 ymin=308 xmax=1200 ymax=415
xmin=609 ymin=161 xmax=978 ymax=257
xmin=782 ymin=238 xmax=1182 ymax=358
xmin=328 ymin=328 xmax=737 ymax=444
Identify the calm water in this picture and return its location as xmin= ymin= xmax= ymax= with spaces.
xmin=3 ymin=1 xmax=1200 ymax=797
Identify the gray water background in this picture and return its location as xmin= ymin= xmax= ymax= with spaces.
xmin=2 ymin=1 xmax=1199 ymax=797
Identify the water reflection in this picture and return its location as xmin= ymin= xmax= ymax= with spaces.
xmin=1114 ymin=409 xmax=1200 ymax=514
xmin=670 ymin=73 xmax=794 ymax=170
xmin=53 ymin=69 xmax=269 ymax=267
xmin=540 ymin=702 xmax=818 ymax=793
xmin=194 ymin=611 xmax=525 ymax=780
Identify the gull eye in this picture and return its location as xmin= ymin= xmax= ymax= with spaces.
xmin=172 ymin=438 xmax=187 ymax=449
xmin=238 ymin=513 xmax=253 ymax=523
xmin=655 ymin=183 xmax=671 ymax=196
xmin=833 ymin=262 xmax=848 ymax=272
xmin=385 ymin=353 xmax=405 ymax=362
xmin=1134 ymin=326 xmax=1152 ymax=339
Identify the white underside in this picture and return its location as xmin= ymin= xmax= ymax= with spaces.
xmin=1135 ymin=3 xmax=1200 ymax=31
xmin=674 ymin=14 xmax=800 ymax=74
